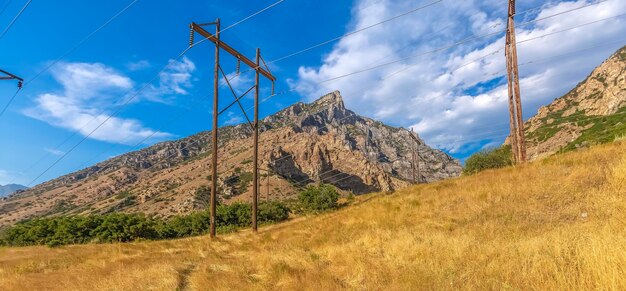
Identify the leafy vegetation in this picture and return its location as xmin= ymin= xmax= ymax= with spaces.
xmin=115 ymin=191 xmax=132 ymax=199
xmin=560 ymin=107 xmax=626 ymax=153
xmin=237 ymin=172 xmax=253 ymax=193
xmin=0 ymin=201 xmax=291 ymax=247
xmin=297 ymin=183 xmax=340 ymax=213
xmin=462 ymin=145 xmax=513 ymax=175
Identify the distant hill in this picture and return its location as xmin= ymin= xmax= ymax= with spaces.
xmin=0 ymin=184 xmax=28 ymax=198
xmin=518 ymin=45 xmax=626 ymax=159
xmin=0 ymin=91 xmax=461 ymax=226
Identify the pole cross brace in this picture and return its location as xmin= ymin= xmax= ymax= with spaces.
xmin=217 ymin=65 xmax=254 ymax=129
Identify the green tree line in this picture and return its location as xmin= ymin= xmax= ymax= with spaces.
xmin=0 ymin=201 xmax=290 ymax=247
xmin=0 ymin=184 xmax=341 ymax=248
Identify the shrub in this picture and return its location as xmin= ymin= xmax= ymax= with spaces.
xmin=463 ymin=145 xmax=513 ymax=175
xmin=258 ymin=201 xmax=291 ymax=223
xmin=298 ymin=184 xmax=340 ymax=213
xmin=0 ymin=201 xmax=291 ymax=247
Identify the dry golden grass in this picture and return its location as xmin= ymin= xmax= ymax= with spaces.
xmin=2 ymin=142 xmax=626 ymax=290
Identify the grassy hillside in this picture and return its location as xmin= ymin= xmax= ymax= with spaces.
xmin=2 ymin=142 xmax=626 ymax=290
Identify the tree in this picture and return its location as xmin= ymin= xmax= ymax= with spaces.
xmin=298 ymin=184 xmax=340 ymax=213
xmin=463 ymin=145 xmax=514 ymax=175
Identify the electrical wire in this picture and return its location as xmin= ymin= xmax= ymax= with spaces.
xmin=0 ymin=0 xmax=31 ymax=41
xmin=0 ymin=0 xmax=140 ymax=124
xmin=0 ymin=0 xmax=13 ymax=17
xmin=23 ymin=1 xmax=288 ymax=186
xmin=24 ymin=0 xmax=140 ymax=87
xmin=0 ymin=88 xmax=20 ymax=119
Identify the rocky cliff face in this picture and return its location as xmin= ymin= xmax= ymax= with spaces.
xmin=0 ymin=91 xmax=461 ymax=226
xmin=515 ymin=45 xmax=626 ymax=160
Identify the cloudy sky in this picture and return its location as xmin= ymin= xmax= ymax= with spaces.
xmin=0 ymin=0 xmax=624 ymax=185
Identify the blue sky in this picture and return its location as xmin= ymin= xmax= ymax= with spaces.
xmin=0 ymin=0 xmax=625 ymax=186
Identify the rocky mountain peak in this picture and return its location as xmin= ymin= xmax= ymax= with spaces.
xmin=310 ymin=90 xmax=345 ymax=110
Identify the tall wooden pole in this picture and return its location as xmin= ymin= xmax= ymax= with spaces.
xmin=210 ymin=18 xmax=220 ymax=238
xmin=252 ymin=48 xmax=260 ymax=232
xmin=266 ymin=175 xmax=270 ymax=201
xmin=413 ymin=129 xmax=421 ymax=184
xmin=410 ymin=130 xmax=417 ymax=183
xmin=505 ymin=35 xmax=519 ymax=163
xmin=506 ymin=0 xmax=527 ymax=163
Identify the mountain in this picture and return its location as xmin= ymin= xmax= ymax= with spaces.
xmin=0 ymin=184 xmax=28 ymax=198
xmin=0 ymin=91 xmax=461 ymax=226
xmin=520 ymin=45 xmax=626 ymax=160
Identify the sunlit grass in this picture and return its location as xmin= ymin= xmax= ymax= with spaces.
xmin=2 ymin=141 xmax=626 ymax=290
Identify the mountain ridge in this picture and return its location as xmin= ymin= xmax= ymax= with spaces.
xmin=0 ymin=184 xmax=28 ymax=198
xmin=510 ymin=45 xmax=626 ymax=159
xmin=0 ymin=91 xmax=461 ymax=226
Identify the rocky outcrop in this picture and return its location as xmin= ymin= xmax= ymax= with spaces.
xmin=0 ymin=91 xmax=461 ymax=226
xmin=512 ymin=45 xmax=626 ymax=160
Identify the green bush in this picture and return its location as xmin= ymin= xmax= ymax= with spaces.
xmin=463 ymin=145 xmax=513 ymax=175
xmin=298 ymin=184 xmax=340 ymax=213
xmin=0 ymin=201 xmax=291 ymax=248
xmin=259 ymin=201 xmax=291 ymax=222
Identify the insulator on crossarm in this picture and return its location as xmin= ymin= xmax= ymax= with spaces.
xmin=189 ymin=26 xmax=195 ymax=47
xmin=17 ymin=81 xmax=23 ymax=89
xmin=271 ymin=82 xmax=275 ymax=95
xmin=236 ymin=59 xmax=240 ymax=76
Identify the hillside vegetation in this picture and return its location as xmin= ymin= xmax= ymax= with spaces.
xmin=1 ymin=142 xmax=626 ymax=290
xmin=521 ymin=45 xmax=625 ymax=159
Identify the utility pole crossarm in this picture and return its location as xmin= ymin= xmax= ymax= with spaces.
xmin=0 ymin=69 xmax=23 ymax=82
xmin=190 ymin=22 xmax=276 ymax=81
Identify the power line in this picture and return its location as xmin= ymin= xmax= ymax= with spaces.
xmin=234 ymin=0 xmax=612 ymax=79
xmin=24 ymin=1 xmax=287 ymax=187
xmin=0 ymin=88 xmax=20 ymax=118
xmin=317 ymin=12 xmax=626 ymax=85
xmin=0 ymin=0 xmax=31 ymax=41
xmin=221 ymin=0 xmax=286 ymax=32
xmin=24 ymin=0 xmax=140 ymax=87
xmin=0 ymin=0 xmax=13 ymax=17
xmin=0 ymin=0 xmax=140 ymax=123
xmin=268 ymin=0 xmax=444 ymax=64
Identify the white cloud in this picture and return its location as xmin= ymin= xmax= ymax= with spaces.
xmin=223 ymin=111 xmax=244 ymax=126
xmin=126 ymin=60 xmax=151 ymax=71
xmin=143 ymin=56 xmax=196 ymax=103
xmin=24 ymin=62 xmax=173 ymax=145
xmin=44 ymin=148 xmax=65 ymax=156
xmin=220 ymin=70 xmax=255 ymax=97
xmin=293 ymin=0 xmax=626 ymax=156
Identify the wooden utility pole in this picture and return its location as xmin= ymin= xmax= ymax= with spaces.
xmin=505 ymin=0 xmax=527 ymax=163
xmin=252 ymin=48 xmax=260 ymax=232
xmin=408 ymin=128 xmax=421 ymax=184
xmin=210 ymin=19 xmax=220 ymax=238
xmin=189 ymin=20 xmax=275 ymax=237
xmin=266 ymin=175 xmax=270 ymax=201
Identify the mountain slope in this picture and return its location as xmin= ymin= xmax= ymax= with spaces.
xmin=521 ymin=45 xmax=626 ymax=159
xmin=2 ymin=141 xmax=625 ymax=290
xmin=0 ymin=91 xmax=460 ymax=226
xmin=0 ymin=184 xmax=27 ymax=198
